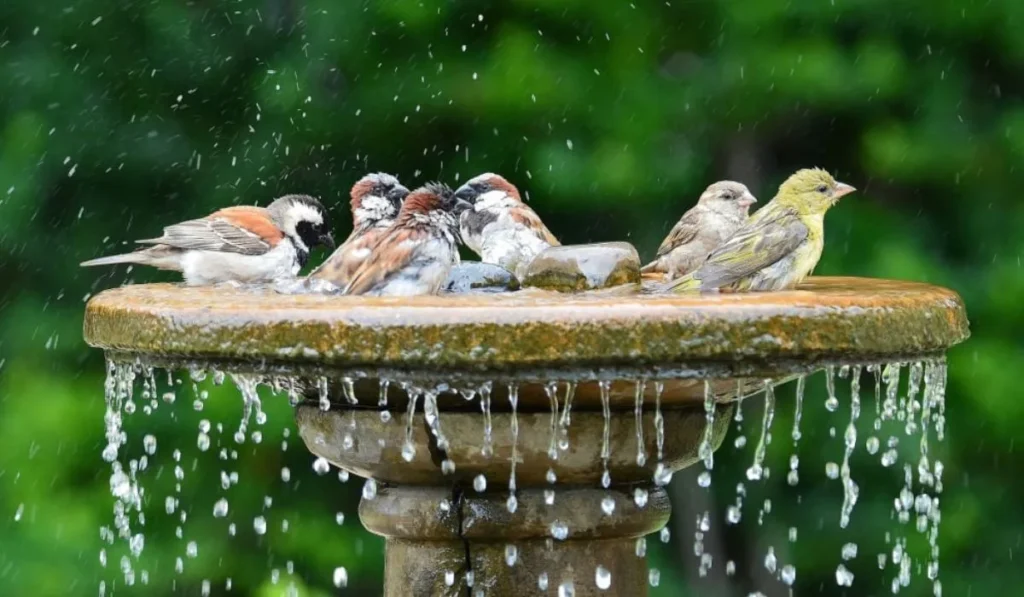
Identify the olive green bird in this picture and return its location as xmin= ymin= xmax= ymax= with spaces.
xmin=668 ymin=168 xmax=856 ymax=293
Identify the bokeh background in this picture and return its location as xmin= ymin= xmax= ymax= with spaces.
xmin=1 ymin=0 xmax=1021 ymax=595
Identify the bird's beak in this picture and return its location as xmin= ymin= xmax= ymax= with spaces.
xmin=453 ymin=186 xmax=475 ymax=204
xmin=320 ymin=233 xmax=336 ymax=249
xmin=454 ymin=198 xmax=474 ymax=215
xmin=389 ymin=186 xmax=410 ymax=202
xmin=740 ymin=192 xmax=758 ymax=208
xmin=834 ymin=182 xmax=856 ymax=199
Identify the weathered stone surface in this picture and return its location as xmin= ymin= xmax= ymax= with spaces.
xmin=444 ymin=261 xmax=519 ymax=293
xmin=522 ymin=242 xmax=642 ymax=292
xmin=362 ymin=486 xmax=668 ymax=597
xmin=83 ymin=278 xmax=970 ymax=376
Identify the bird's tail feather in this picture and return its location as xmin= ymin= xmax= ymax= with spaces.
xmin=667 ymin=274 xmax=701 ymax=293
xmin=80 ymin=253 xmax=146 ymax=267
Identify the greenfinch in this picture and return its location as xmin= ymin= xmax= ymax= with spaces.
xmin=668 ymin=168 xmax=855 ymax=292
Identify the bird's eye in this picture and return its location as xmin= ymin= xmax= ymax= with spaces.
xmin=816 ymin=184 xmax=828 ymax=193
xmin=722 ymin=192 xmax=734 ymax=200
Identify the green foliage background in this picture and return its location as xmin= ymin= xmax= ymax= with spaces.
xmin=1 ymin=0 xmax=1021 ymax=595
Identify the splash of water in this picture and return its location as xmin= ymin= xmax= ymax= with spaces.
xmin=479 ymin=382 xmax=494 ymax=458
xmin=545 ymin=382 xmax=560 ymax=461
xmin=839 ymin=366 xmax=862 ymax=528
xmin=599 ymin=381 xmax=612 ymax=489
xmin=634 ymin=380 xmax=647 ymax=467
xmin=507 ymin=383 xmax=520 ymax=513
xmin=746 ymin=381 xmax=775 ymax=481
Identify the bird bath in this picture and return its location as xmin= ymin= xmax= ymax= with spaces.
xmin=84 ymin=276 xmax=968 ymax=596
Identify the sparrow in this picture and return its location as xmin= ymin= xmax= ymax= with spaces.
xmin=80 ymin=195 xmax=334 ymax=286
xmin=641 ymin=180 xmax=757 ymax=278
xmin=344 ymin=183 xmax=472 ymax=296
xmin=669 ymin=168 xmax=855 ymax=293
xmin=454 ymin=173 xmax=559 ymax=279
xmin=308 ymin=173 xmax=409 ymax=287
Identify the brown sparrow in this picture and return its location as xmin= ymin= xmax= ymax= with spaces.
xmin=454 ymin=173 xmax=559 ymax=279
xmin=344 ymin=183 xmax=471 ymax=296
xmin=641 ymin=181 xmax=756 ymax=278
xmin=80 ymin=195 xmax=334 ymax=285
xmin=308 ymin=173 xmax=409 ymax=287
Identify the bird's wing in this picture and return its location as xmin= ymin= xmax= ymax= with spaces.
xmin=136 ymin=207 xmax=280 ymax=255
xmin=690 ymin=205 xmax=808 ymax=289
xmin=343 ymin=233 xmax=421 ymax=295
xmin=655 ymin=209 xmax=702 ymax=257
xmin=511 ymin=206 xmax=560 ymax=246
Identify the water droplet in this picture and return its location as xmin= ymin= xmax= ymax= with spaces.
xmin=280 ymin=467 xmax=291 ymax=482
xmin=659 ymin=527 xmax=670 ymax=543
xmin=253 ymin=516 xmax=267 ymax=535
xmin=335 ymin=512 xmax=345 ymax=525
xmin=825 ymin=462 xmax=839 ymax=479
xmin=186 ymin=541 xmax=198 ymax=558
xmin=332 ymin=567 xmax=348 ymax=588
xmin=313 ymin=457 xmax=330 ymax=475
xmin=213 ymin=499 xmax=229 ymax=518
xmin=842 ymin=542 xmax=859 ymax=560
xmin=473 ymin=474 xmax=487 ymax=492
xmin=506 ymin=494 xmax=518 ymax=513
xmin=866 ymin=436 xmax=880 ymax=454
xmin=401 ymin=441 xmax=416 ymax=462
xmin=538 ymin=572 xmax=549 ymax=590
xmin=836 ymin=563 xmax=855 ymax=586
xmin=781 ymin=564 xmax=796 ymax=585
xmin=698 ymin=471 xmax=712 ymax=487
xmin=635 ymin=537 xmax=647 ymax=557
xmin=544 ymin=489 xmax=555 ymax=505
xmin=444 ymin=571 xmax=455 ymax=586
xmin=648 ymin=568 xmax=661 ymax=587
xmin=595 ymin=566 xmax=612 ymax=590
xmin=363 ymin=479 xmax=378 ymax=500
xmin=505 ymin=544 xmax=518 ymax=566
xmin=633 ymin=488 xmax=649 ymax=508
xmin=549 ymin=521 xmax=569 ymax=540
xmin=143 ymin=435 xmax=157 ymax=455
xmin=764 ymin=547 xmax=777 ymax=573
xmin=558 ymin=580 xmax=575 ymax=596
xmin=726 ymin=506 xmax=741 ymax=524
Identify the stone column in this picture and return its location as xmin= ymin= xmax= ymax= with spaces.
xmin=296 ymin=391 xmax=733 ymax=596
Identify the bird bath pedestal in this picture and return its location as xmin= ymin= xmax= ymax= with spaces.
xmin=83 ymin=277 xmax=968 ymax=596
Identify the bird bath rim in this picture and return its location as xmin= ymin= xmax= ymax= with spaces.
xmin=84 ymin=276 xmax=968 ymax=380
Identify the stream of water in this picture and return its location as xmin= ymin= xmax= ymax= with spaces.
xmin=99 ymin=357 xmax=948 ymax=595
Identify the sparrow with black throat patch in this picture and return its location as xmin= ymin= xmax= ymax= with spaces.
xmin=454 ymin=173 xmax=559 ymax=279
xmin=81 ymin=195 xmax=334 ymax=286
xmin=308 ymin=173 xmax=409 ymax=287
xmin=642 ymin=180 xmax=757 ymax=278
xmin=344 ymin=183 xmax=472 ymax=296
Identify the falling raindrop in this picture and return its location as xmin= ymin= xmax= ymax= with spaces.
xmin=333 ymin=567 xmax=348 ymax=588
xmin=595 ymin=565 xmax=612 ymax=590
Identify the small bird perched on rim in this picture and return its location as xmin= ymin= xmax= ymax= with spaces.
xmin=80 ymin=195 xmax=334 ymax=286
xmin=668 ymin=168 xmax=855 ymax=293
xmin=344 ymin=182 xmax=472 ymax=296
xmin=641 ymin=180 xmax=757 ymax=279
xmin=454 ymin=173 xmax=559 ymax=279
xmin=308 ymin=173 xmax=409 ymax=288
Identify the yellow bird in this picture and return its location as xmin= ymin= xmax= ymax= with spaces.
xmin=668 ymin=168 xmax=855 ymax=292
